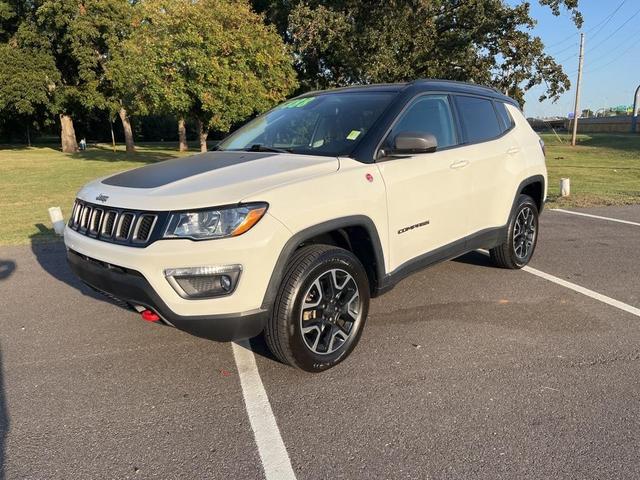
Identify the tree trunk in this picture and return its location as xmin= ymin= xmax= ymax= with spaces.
xmin=59 ymin=114 xmax=78 ymax=153
xmin=110 ymin=121 xmax=116 ymax=152
xmin=196 ymin=118 xmax=208 ymax=152
xmin=178 ymin=117 xmax=188 ymax=151
xmin=118 ymin=107 xmax=135 ymax=153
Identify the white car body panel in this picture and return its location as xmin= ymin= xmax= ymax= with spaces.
xmin=377 ymin=147 xmax=473 ymax=271
xmin=76 ymin=153 xmax=338 ymax=211
xmin=244 ymin=157 xmax=391 ymax=272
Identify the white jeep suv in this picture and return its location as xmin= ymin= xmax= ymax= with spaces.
xmin=65 ymin=80 xmax=546 ymax=372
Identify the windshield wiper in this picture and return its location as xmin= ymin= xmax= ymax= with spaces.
xmin=245 ymin=144 xmax=293 ymax=154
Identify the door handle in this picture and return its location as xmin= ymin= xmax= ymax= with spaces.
xmin=450 ymin=160 xmax=469 ymax=169
xmin=507 ymin=147 xmax=520 ymax=155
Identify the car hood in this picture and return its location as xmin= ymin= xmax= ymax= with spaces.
xmin=77 ymin=151 xmax=339 ymax=211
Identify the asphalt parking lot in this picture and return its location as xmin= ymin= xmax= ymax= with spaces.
xmin=1 ymin=206 xmax=639 ymax=479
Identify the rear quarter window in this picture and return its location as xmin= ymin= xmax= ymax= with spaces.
xmin=454 ymin=95 xmax=502 ymax=144
xmin=495 ymin=101 xmax=515 ymax=132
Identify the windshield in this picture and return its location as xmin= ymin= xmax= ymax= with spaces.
xmin=217 ymin=92 xmax=395 ymax=157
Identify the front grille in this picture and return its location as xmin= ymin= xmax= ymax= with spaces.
xmin=89 ymin=209 xmax=103 ymax=234
xmin=135 ymin=215 xmax=156 ymax=242
xmin=80 ymin=205 xmax=92 ymax=230
xmin=68 ymin=199 xmax=165 ymax=247
xmin=102 ymin=211 xmax=117 ymax=237
xmin=117 ymin=213 xmax=135 ymax=240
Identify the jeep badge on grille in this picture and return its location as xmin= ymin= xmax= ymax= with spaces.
xmin=95 ymin=194 xmax=109 ymax=203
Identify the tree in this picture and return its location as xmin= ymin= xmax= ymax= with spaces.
xmin=7 ymin=0 xmax=133 ymax=152
xmin=253 ymin=0 xmax=583 ymax=105
xmin=0 ymin=1 xmax=17 ymax=42
xmin=117 ymin=0 xmax=297 ymax=152
xmin=0 ymin=43 xmax=59 ymax=145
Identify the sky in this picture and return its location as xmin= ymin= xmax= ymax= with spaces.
xmin=508 ymin=0 xmax=640 ymax=118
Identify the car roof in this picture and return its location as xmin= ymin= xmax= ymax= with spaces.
xmin=300 ymin=79 xmax=518 ymax=106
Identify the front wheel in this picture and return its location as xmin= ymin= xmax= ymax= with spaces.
xmin=490 ymin=194 xmax=539 ymax=269
xmin=264 ymin=245 xmax=370 ymax=372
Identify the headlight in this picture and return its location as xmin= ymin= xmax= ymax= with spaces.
xmin=163 ymin=203 xmax=268 ymax=240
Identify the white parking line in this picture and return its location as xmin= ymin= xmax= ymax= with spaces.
xmin=232 ymin=340 xmax=297 ymax=480
xmin=551 ymin=208 xmax=640 ymax=227
xmin=521 ymin=265 xmax=640 ymax=318
xmin=478 ymin=250 xmax=640 ymax=318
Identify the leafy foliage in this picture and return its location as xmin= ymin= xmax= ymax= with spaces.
xmin=255 ymin=0 xmax=583 ymax=104
xmin=0 ymin=0 xmax=584 ymax=145
xmin=14 ymin=0 xmax=133 ymax=115
xmin=112 ymin=0 xmax=298 ymax=134
xmin=0 ymin=44 xmax=59 ymax=120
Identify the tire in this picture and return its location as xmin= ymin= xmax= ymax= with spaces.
xmin=264 ymin=244 xmax=370 ymax=372
xmin=490 ymin=194 xmax=539 ymax=269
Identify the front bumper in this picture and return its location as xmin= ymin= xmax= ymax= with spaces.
xmin=67 ymin=249 xmax=268 ymax=341
xmin=64 ymin=211 xmax=291 ymax=341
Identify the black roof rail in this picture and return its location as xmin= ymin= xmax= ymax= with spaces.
xmin=295 ymin=79 xmax=517 ymax=105
xmin=412 ymin=78 xmax=502 ymax=95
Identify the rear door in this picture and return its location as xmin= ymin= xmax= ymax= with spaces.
xmin=453 ymin=95 xmax=517 ymax=233
xmin=376 ymin=94 xmax=472 ymax=271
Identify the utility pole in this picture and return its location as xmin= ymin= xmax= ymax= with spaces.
xmin=571 ymin=33 xmax=585 ymax=147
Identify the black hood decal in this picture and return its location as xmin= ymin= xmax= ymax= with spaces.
xmin=102 ymin=151 xmax=276 ymax=189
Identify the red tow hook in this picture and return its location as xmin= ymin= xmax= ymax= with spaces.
xmin=141 ymin=309 xmax=160 ymax=322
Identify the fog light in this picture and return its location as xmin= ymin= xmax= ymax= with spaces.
xmin=164 ymin=265 xmax=242 ymax=299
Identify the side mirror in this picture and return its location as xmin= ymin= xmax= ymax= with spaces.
xmin=393 ymin=131 xmax=438 ymax=154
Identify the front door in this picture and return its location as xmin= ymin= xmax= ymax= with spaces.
xmin=376 ymin=94 xmax=472 ymax=271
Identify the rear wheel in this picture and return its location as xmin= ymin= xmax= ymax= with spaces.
xmin=264 ymin=245 xmax=370 ymax=372
xmin=490 ymin=194 xmax=539 ymax=269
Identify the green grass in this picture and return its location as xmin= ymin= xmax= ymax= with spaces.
xmin=0 ymin=134 xmax=639 ymax=245
xmin=542 ymin=133 xmax=640 ymax=208
xmin=0 ymin=143 xmax=188 ymax=245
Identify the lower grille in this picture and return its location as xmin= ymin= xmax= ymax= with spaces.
xmin=86 ymin=283 xmax=133 ymax=309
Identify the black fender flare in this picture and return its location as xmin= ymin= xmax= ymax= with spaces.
xmin=511 ymin=175 xmax=546 ymax=217
xmin=260 ymin=215 xmax=386 ymax=310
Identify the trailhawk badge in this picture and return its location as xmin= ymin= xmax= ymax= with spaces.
xmin=95 ymin=194 xmax=109 ymax=203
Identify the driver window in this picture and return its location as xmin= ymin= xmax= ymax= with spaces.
xmin=389 ymin=95 xmax=458 ymax=149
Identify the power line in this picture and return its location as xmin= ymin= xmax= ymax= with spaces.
xmin=553 ymin=4 xmax=640 ymax=65
xmin=586 ymin=4 xmax=640 ymax=53
xmin=546 ymin=0 xmax=627 ymax=50
xmin=586 ymin=0 xmax=628 ymax=41
xmin=551 ymin=41 xmax=580 ymax=59
xmin=547 ymin=32 xmax=579 ymax=51
xmin=556 ymin=49 xmax=578 ymax=65
xmin=585 ymin=25 xmax=640 ymax=68
xmin=561 ymin=33 xmax=639 ymax=101
xmin=583 ymin=39 xmax=640 ymax=76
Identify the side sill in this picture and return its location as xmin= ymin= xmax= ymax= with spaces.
xmin=375 ymin=226 xmax=505 ymax=296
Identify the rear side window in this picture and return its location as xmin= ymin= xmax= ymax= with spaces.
xmin=389 ymin=95 xmax=458 ymax=149
xmin=495 ymin=101 xmax=515 ymax=132
xmin=454 ymin=95 xmax=502 ymax=143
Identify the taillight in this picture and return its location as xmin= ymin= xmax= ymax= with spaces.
xmin=539 ymin=138 xmax=546 ymax=158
